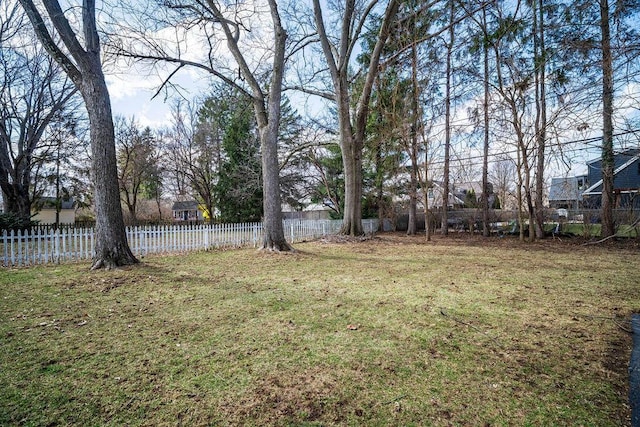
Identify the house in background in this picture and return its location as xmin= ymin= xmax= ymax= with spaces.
xmin=582 ymin=148 xmax=640 ymax=209
xmin=426 ymin=182 xmax=465 ymax=209
xmin=548 ymin=175 xmax=588 ymax=209
xmin=426 ymin=181 xmax=498 ymax=210
xmin=453 ymin=181 xmax=498 ymax=209
xmin=282 ymin=202 xmax=332 ymax=220
xmin=172 ymin=200 xmax=206 ymax=222
xmin=32 ymin=197 xmax=76 ymax=224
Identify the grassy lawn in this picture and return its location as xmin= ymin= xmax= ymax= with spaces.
xmin=1 ymin=234 xmax=638 ymax=426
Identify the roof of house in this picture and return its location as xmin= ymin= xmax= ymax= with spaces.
xmin=586 ymin=148 xmax=640 ymax=165
xmin=549 ymin=176 xmax=587 ymax=201
xmin=37 ymin=197 xmax=75 ymax=210
xmin=428 ymin=182 xmax=465 ymax=207
xmin=172 ymin=201 xmax=200 ymax=211
xmin=583 ymin=152 xmax=640 ymax=195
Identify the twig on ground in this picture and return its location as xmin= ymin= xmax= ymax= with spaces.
xmin=439 ymin=308 xmax=504 ymax=348
xmin=573 ymin=313 xmax=633 ymax=333
xmin=382 ymin=394 xmax=408 ymax=405
xmin=583 ymin=217 xmax=640 ymax=246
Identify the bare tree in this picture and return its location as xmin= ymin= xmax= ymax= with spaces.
xmin=115 ymin=0 xmax=292 ymax=250
xmin=532 ymin=0 xmax=548 ymax=239
xmin=441 ymin=0 xmax=455 ymax=236
xmin=18 ymin=0 xmax=137 ymax=268
xmin=310 ymin=0 xmax=401 ymax=236
xmin=599 ymin=0 xmax=615 ymax=238
xmin=0 ymin=2 xmax=78 ymax=223
xmin=115 ymin=116 xmax=159 ymax=224
xmin=490 ymin=155 xmax=516 ymax=211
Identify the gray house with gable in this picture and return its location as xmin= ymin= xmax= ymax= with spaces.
xmin=582 ymin=148 xmax=640 ymax=209
xmin=548 ymin=175 xmax=588 ymax=209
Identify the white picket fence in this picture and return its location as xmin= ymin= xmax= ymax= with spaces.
xmin=0 ymin=219 xmax=378 ymax=267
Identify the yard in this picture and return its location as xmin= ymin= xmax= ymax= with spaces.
xmin=1 ymin=234 xmax=638 ymax=426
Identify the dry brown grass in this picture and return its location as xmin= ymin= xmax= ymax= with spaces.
xmin=1 ymin=233 xmax=638 ymax=426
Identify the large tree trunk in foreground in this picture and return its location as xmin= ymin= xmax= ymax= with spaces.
xmin=340 ymin=114 xmax=364 ymax=236
xmin=313 ymin=0 xmax=399 ymax=237
xmin=253 ymin=0 xmax=291 ymax=251
xmin=260 ymin=124 xmax=290 ymax=250
xmin=83 ymin=70 xmax=138 ymax=269
xmin=19 ymin=0 xmax=137 ymax=269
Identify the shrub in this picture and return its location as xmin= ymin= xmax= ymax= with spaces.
xmin=0 ymin=212 xmax=39 ymax=232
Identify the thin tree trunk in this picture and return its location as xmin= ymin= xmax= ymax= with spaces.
xmin=407 ymin=43 xmax=420 ymax=236
xmin=442 ymin=0 xmax=454 ymax=236
xmin=424 ymin=141 xmax=431 ymax=242
xmin=481 ymin=8 xmax=490 ymax=237
xmin=600 ymin=0 xmax=615 ymax=238
xmin=374 ymin=135 xmax=385 ymax=232
xmin=516 ymin=149 xmax=525 ymax=242
xmin=407 ymin=150 xmax=418 ymax=235
xmin=533 ymin=0 xmax=547 ymax=239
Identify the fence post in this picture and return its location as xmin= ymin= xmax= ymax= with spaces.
xmin=52 ymin=229 xmax=59 ymax=264
xmin=17 ymin=229 xmax=24 ymax=266
xmin=2 ymin=230 xmax=7 ymax=267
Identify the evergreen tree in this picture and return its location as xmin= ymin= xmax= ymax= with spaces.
xmin=215 ymin=100 xmax=263 ymax=223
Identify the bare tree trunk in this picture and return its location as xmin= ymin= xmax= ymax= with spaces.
xmin=258 ymin=0 xmax=290 ymax=250
xmin=407 ymin=150 xmax=418 ymax=236
xmin=481 ymin=8 xmax=490 ymax=238
xmin=375 ymin=142 xmax=385 ymax=232
xmin=533 ymin=0 xmax=547 ymax=239
xmin=19 ymin=0 xmax=137 ymax=269
xmin=442 ymin=0 xmax=454 ymax=236
xmin=340 ymin=124 xmax=364 ymax=236
xmin=313 ymin=0 xmax=399 ymax=237
xmin=259 ymin=63 xmax=290 ymax=246
xmin=83 ymin=73 xmax=137 ymax=268
xmin=516 ymin=150 xmax=525 ymax=242
xmin=407 ymin=43 xmax=420 ymax=236
xmin=600 ymin=0 xmax=615 ymax=238
xmin=208 ymin=0 xmax=291 ymax=250
xmin=424 ymin=141 xmax=432 ymax=242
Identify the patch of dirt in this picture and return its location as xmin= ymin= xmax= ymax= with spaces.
xmin=318 ymin=234 xmax=377 ymax=244
xmin=220 ymin=368 xmax=348 ymax=425
xmin=317 ymin=231 xmax=640 ymax=253
xmin=604 ymin=315 xmax=634 ymax=426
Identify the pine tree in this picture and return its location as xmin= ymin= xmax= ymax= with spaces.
xmin=215 ymin=101 xmax=263 ymax=223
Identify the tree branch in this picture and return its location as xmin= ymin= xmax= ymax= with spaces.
xmin=17 ymin=0 xmax=82 ymax=83
xmin=115 ymin=49 xmax=252 ymax=100
xmin=284 ymin=85 xmax=335 ymax=101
